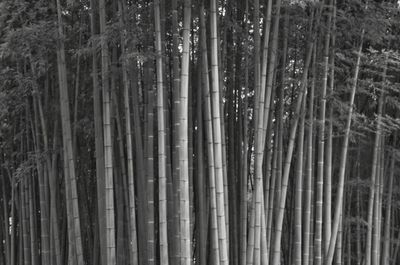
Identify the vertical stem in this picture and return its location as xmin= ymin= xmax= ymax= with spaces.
xmin=382 ymin=133 xmax=396 ymax=265
xmin=210 ymin=0 xmax=229 ymax=263
xmin=179 ymin=0 xmax=192 ymax=263
xmin=98 ymin=0 xmax=116 ymax=263
xmin=154 ymin=0 xmax=169 ymax=263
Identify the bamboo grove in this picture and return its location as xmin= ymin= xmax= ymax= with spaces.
xmin=1 ymin=0 xmax=400 ymax=264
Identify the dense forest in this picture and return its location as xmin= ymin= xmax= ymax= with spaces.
xmin=1 ymin=0 xmax=400 ymax=264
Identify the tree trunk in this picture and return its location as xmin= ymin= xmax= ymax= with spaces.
xmin=154 ymin=0 xmax=169 ymax=263
xmin=98 ymin=0 xmax=116 ymax=263
xmin=179 ymin=0 xmax=192 ymax=263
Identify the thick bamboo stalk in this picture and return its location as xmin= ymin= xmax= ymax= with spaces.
xmin=334 ymin=213 xmax=343 ymax=265
xmin=210 ymin=0 xmax=229 ymax=264
xmin=28 ymin=175 xmax=38 ymax=265
xmin=200 ymin=4 xmax=220 ymax=264
xmin=89 ymin=1 xmax=107 ymax=264
xmin=0 ymin=169 xmax=10 ymax=265
xmin=261 ymin=0 xmax=281 ymax=141
xmin=365 ymin=42 xmax=383 ymax=265
xmin=318 ymin=1 xmax=333 ymax=261
xmin=21 ymin=176 xmax=31 ymax=265
xmin=171 ymin=0 xmax=181 ymax=261
xmin=251 ymin=0 xmax=265 ymax=263
xmin=356 ymin=146 xmax=362 ymax=265
xmin=31 ymin=97 xmax=50 ymax=265
xmin=98 ymin=0 xmax=116 ymax=263
xmin=154 ymin=0 xmax=169 ymax=263
xmin=50 ymin=119 xmax=62 ymax=265
xmin=110 ymin=45 xmax=128 ymax=265
xmin=294 ymin=80 xmax=307 ymax=265
xmin=325 ymin=1 xmax=336 ymax=259
xmin=302 ymin=54 xmax=315 ymax=264
xmin=179 ymin=0 xmax=192 ymax=263
xmin=144 ymin=64 xmax=156 ymax=265
xmin=131 ymin=57 xmax=147 ymax=265
xmin=195 ymin=64 xmax=207 ymax=265
xmin=210 ymin=0 xmax=228 ymax=263
xmin=240 ymin=2 xmax=249 ymax=264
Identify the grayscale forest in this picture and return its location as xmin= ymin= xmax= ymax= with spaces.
xmin=0 ymin=0 xmax=400 ymax=264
